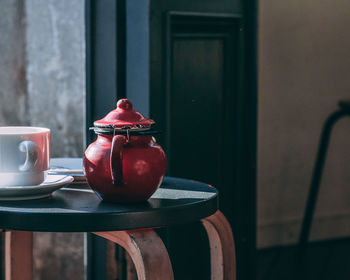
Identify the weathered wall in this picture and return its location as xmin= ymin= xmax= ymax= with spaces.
xmin=26 ymin=0 xmax=85 ymax=157
xmin=258 ymin=0 xmax=350 ymax=247
xmin=0 ymin=0 xmax=27 ymax=126
xmin=32 ymin=232 xmax=84 ymax=280
xmin=25 ymin=0 xmax=85 ymax=279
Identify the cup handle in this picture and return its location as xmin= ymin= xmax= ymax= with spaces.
xmin=18 ymin=140 xmax=40 ymax=172
xmin=110 ymin=135 xmax=126 ymax=186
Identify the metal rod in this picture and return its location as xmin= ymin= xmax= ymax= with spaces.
xmin=298 ymin=104 xmax=350 ymax=254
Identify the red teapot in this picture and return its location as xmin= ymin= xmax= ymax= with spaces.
xmin=83 ymin=99 xmax=167 ymax=203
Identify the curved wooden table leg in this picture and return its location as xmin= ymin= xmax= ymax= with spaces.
xmin=93 ymin=229 xmax=174 ymax=280
xmin=4 ymin=230 xmax=33 ymax=280
xmin=201 ymin=210 xmax=236 ymax=280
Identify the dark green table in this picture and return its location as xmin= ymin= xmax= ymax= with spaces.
xmin=0 ymin=160 xmax=235 ymax=280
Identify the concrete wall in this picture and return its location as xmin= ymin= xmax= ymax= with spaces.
xmin=258 ymin=0 xmax=350 ymax=248
xmin=0 ymin=0 xmax=27 ymax=126
xmin=25 ymin=1 xmax=86 ymax=279
xmin=26 ymin=0 xmax=85 ymax=157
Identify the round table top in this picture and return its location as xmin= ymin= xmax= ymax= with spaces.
xmin=0 ymin=177 xmax=218 ymax=232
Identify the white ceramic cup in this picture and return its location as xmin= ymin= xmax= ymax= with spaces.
xmin=0 ymin=127 xmax=50 ymax=186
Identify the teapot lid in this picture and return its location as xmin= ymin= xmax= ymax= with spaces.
xmin=94 ymin=99 xmax=155 ymax=129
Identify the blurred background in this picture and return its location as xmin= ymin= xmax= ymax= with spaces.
xmin=258 ymin=0 xmax=350 ymax=247
xmin=0 ymin=0 xmax=350 ymax=279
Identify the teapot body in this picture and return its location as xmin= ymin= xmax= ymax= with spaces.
xmin=83 ymin=134 xmax=166 ymax=203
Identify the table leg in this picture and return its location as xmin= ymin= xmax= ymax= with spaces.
xmin=4 ymin=230 xmax=33 ymax=280
xmin=93 ymin=229 xmax=174 ymax=280
xmin=201 ymin=210 xmax=236 ymax=280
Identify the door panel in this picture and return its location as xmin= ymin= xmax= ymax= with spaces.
xmin=150 ymin=3 xmax=256 ymax=280
xmin=165 ymin=13 xmax=241 ymax=194
xmin=171 ymin=38 xmax=223 ymax=183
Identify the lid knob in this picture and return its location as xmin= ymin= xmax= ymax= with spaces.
xmin=117 ymin=99 xmax=133 ymax=110
xmin=94 ymin=98 xmax=155 ymax=128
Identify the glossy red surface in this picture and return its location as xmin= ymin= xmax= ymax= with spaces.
xmin=110 ymin=134 xmax=126 ymax=186
xmin=84 ymin=99 xmax=167 ymax=203
xmin=84 ymin=135 xmax=167 ymax=202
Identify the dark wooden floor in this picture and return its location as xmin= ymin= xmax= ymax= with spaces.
xmin=258 ymin=237 xmax=350 ymax=280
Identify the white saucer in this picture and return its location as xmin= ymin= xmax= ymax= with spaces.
xmin=0 ymin=175 xmax=74 ymax=201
